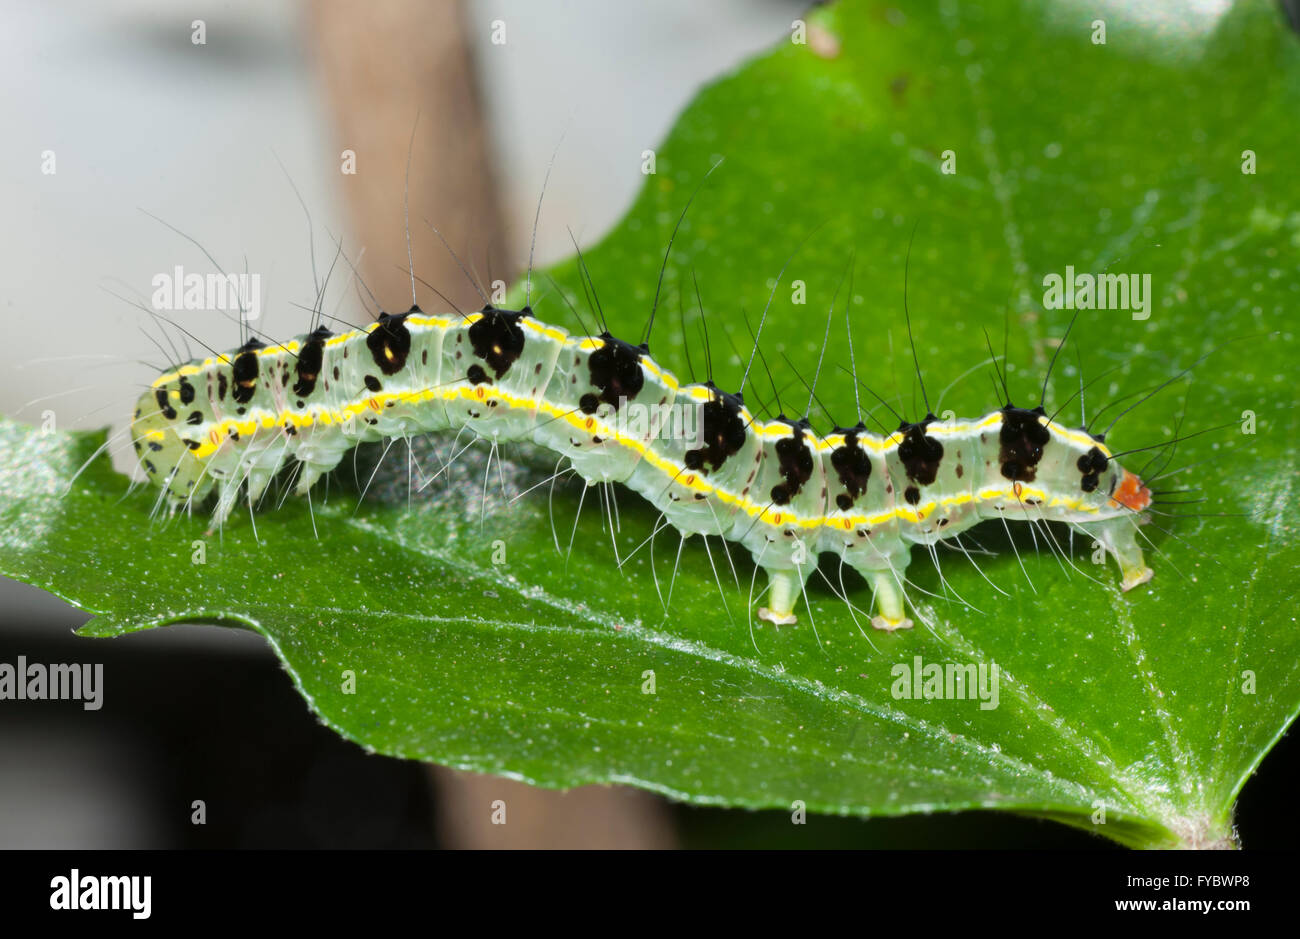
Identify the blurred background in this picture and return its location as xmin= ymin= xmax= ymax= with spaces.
xmin=0 ymin=0 xmax=1294 ymax=848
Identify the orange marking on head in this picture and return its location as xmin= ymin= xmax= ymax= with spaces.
xmin=1111 ymin=469 xmax=1151 ymax=512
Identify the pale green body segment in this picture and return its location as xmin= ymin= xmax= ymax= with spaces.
xmin=131 ymin=307 xmax=1153 ymax=630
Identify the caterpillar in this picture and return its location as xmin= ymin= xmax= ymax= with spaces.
xmin=128 ymin=257 xmax=1159 ymax=633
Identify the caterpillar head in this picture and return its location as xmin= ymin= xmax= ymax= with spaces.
xmin=130 ymin=381 xmax=215 ymax=514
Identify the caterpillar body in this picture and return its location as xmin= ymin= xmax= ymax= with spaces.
xmin=130 ymin=302 xmax=1155 ymax=631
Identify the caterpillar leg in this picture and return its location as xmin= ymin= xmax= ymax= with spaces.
xmin=209 ymin=479 xmax=241 ymax=530
xmin=866 ymin=569 xmax=913 ymax=632
xmin=1079 ymin=516 xmax=1154 ymax=591
xmin=246 ymin=467 xmax=276 ymax=507
xmin=292 ymin=453 xmax=347 ymax=497
xmin=757 ymin=565 xmax=815 ymax=626
xmin=841 ymin=538 xmax=914 ymax=631
xmin=294 ymin=463 xmax=325 ymax=497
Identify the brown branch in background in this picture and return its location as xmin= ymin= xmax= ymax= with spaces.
xmin=435 ymin=772 xmax=676 ymax=849
xmin=306 ymin=0 xmax=508 ymax=314
xmin=305 ymin=0 xmax=677 ymax=849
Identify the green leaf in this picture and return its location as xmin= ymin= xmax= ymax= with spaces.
xmin=3 ymin=0 xmax=1297 ymax=848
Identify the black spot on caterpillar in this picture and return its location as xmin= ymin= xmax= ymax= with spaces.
xmin=366 ymin=311 xmax=412 ymax=376
xmin=468 ymin=307 xmax=525 ymax=378
xmin=999 ymin=405 xmax=1053 ymax=482
xmin=293 ymin=326 xmax=332 ymax=398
